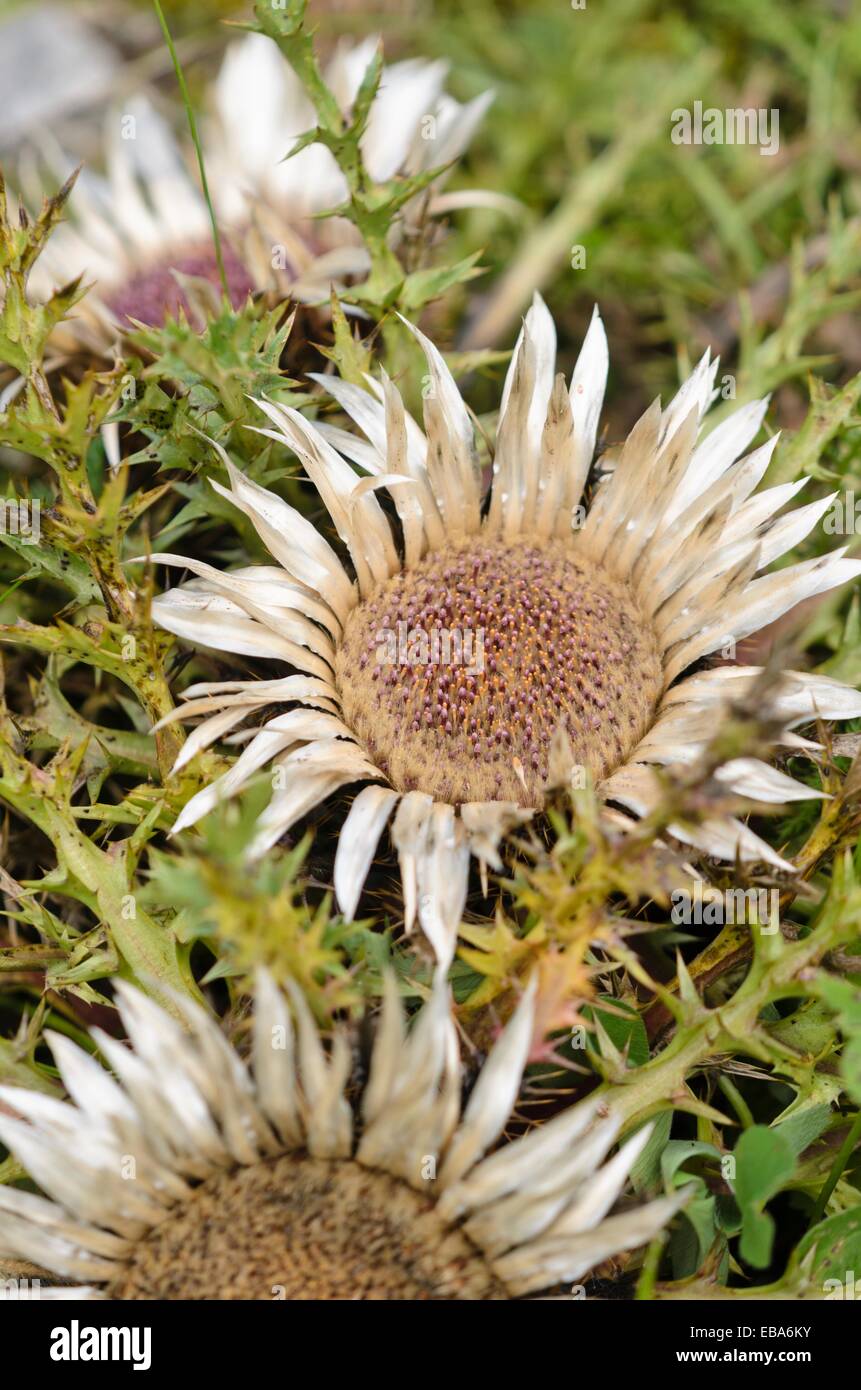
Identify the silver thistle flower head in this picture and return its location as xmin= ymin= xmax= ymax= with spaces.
xmin=145 ymin=297 xmax=861 ymax=967
xmin=0 ymin=972 xmax=686 ymax=1300
xmin=24 ymin=33 xmax=493 ymax=345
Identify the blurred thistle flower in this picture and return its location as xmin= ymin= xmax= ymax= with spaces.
xmin=144 ymin=297 xmax=861 ymax=965
xmin=22 ymin=33 xmax=493 ymax=348
xmin=208 ymin=33 xmax=496 ymax=300
xmin=22 ymin=96 xmax=252 ymax=350
xmin=0 ymin=971 xmax=684 ymax=1300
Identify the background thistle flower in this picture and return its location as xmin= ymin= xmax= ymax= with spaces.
xmin=0 ymin=970 xmax=688 ymax=1299
xmin=20 ymin=9 xmax=494 ymax=351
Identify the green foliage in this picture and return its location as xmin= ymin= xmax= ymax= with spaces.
xmin=732 ymin=1126 xmax=798 ymax=1268
xmin=457 ymin=779 xmax=683 ymax=1022
xmin=0 ymin=167 xmax=84 ymax=376
xmin=0 ymin=683 xmax=194 ymax=1012
xmin=792 ymin=1207 xmax=861 ymax=1289
xmin=142 ymin=803 xmax=386 ymax=1023
xmin=660 ymin=1139 xmax=737 ymax=1280
xmin=124 ymin=302 xmax=303 ymax=468
xmin=811 ymin=973 xmax=861 ymax=1102
xmin=251 ymin=0 xmax=485 ymax=317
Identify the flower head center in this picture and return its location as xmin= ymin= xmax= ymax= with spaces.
xmin=336 ymin=537 xmax=662 ymax=807
xmin=106 ymin=239 xmax=253 ymax=327
xmin=105 ymin=1154 xmax=505 ymax=1300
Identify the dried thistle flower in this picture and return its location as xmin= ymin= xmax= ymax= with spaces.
xmin=23 ymin=33 xmax=491 ymax=346
xmin=0 ymin=971 xmax=685 ymax=1300
xmin=145 ymin=298 xmax=861 ymax=966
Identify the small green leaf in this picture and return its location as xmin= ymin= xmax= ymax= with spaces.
xmin=773 ymin=1103 xmax=832 ymax=1157
xmin=317 ymin=290 xmax=373 ymax=385
xmin=583 ymin=994 xmax=649 ymax=1066
xmin=669 ymin=1193 xmax=717 ymax=1278
xmin=400 ymin=252 xmax=485 ymax=312
xmin=791 ymin=1207 xmax=861 ymax=1287
xmin=732 ymin=1126 xmax=797 ymax=1268
xmin=629 ymin=1111 xmax=672 ymax=1194
xmin=661 ymin=1139 xmax=722 ymax=1187
xmin=351 ymin=42 xmax=383 ymax=138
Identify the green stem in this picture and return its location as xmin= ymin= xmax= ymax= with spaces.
xmin=718 ymin=1075 xmax=755 ymax=1129
xmin=635 ymin=1233 xmax=666 ymax=1300
xmin=808 ymin=1108 xmax=861 ymax=1227
xmin=152 ymin=0 xmax=229 ymax=303
xmin=603 ymin=888 xmax=860 ymax=1127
